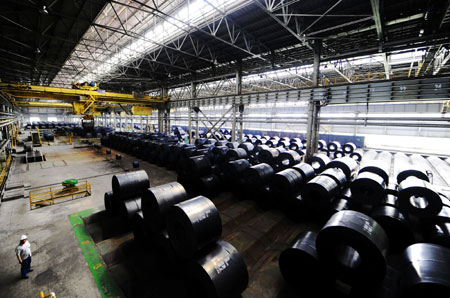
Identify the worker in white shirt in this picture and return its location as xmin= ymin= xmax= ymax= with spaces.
xmin=15 ymin=235 xmax=33 ymax=279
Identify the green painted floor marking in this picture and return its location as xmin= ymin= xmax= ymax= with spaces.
xmin=69 ymin=209 xmax=125 ymax=298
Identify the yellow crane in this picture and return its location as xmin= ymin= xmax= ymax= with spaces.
xmin=0 ymin=82 xmax=166 ymax=115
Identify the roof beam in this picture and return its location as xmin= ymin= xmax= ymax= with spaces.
xmin=251 ymin=0 xmax=313 ymax=50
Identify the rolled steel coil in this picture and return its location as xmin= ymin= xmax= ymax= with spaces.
xmin=343 ymin=142 xmax=357 ymax=153
xmin=360 ymin=150 xmax=378 ymax=166
xmin=254 ymin=144 xmax=269 ymax=154
xmin=301 ymin=175 xmax=339 ymax=208
xmin=398 ymin=177 xmax=442 ymax=218
xmin=318 ymin=140 xmax=327 ymax=150
xmin=142 ymin=182 xmax=188 ymax=229
xmin=265 ymin=139 xmax=278 ymax=147
xmin=278 ymin=151 xmax=302 ymax=169
xmin=238 ymin=142 xmax=254 ymax=154
xmin=121 ymin=196 xmax=142 ymax=223
xmin=223 ymin=159 xmax=251 ymax=181
xmin=288 ymin=141 xmax=303 ymax=151
xmin=269 ymin=168 xmax=303 ymax=195
xmin=329 ymin=197 xmax=351 ymax=216
xmin=386 ymin=182 xmax=399 ymax=196
xmin=424 ymin=222 xmax=450 ymax=249
xmin=370 ymin=206 xmax=414 ymax=253
xmin=350 ymin=172 xmax=386 ymax=205
xmin=308 ymin=153 xmax=331 ymax=173
xmin=359 ymin=160 xmax=390 ymax=185
xmin=279 ymin=231 xmax=332 ymax=288
xmin=198 ymin=174 xmax=221 ymax=197
xmin=115 ymin=153 xmax=122 ymax=160
xmin=349 ymin=149 xmax=364 ymax=162
xmin=321 ymin=168 xmax=347 ymax=188
xmin=167 ymin=196 xmax=222 ymax=259
xmin=104 ymin=191 xmax=115 ymax=215
xmin=131 ymin=211 xmax=149 ymax=245
xmin=328 ymin=141 xmax=341 ymax=152
xmin=375 ymin=194 xmax=399 ymax=208
xmin=326 ymin=156 xmax=358 ymax=180
xmin=215 ymin=140 xmax=228 ymax=147
xmin=226 ymin=142 xmax=239 ymax=149
xmin=316 ymin=210 xmax=389 ymax=285
xmin=397 ymin=167 xmax=429 ymax=184
xmin=291 ymin=163 xmax=316 ymax=183
xmin=186 ymin=155 xmax=212 ymax=176
xmin=290 ymin=138 xmax=302 ymax=144
xmin=195 ymin=138 xmax=207 ymax=146
xmin=258 ymin=148 xmax=280 ymax=165
xmin=398 ymin=243 xmax=450 ymax=298
xmin=253 ymin=138 xmax=267 ymax=146
xmin=205 ymin=139 xmax=217 ymax=145
xmin=277 ymin=140 xmax=291 ymax=148
xmin=112 ymin=170 xmax=149 ymax=200
xmin=225 ymin=148 xmax=248 ymax=162
xmin=243 ymin=163 xmax=274 ymax=189
xmin=333 ymin=150 xmax=345 ymax=159
xmin=188 ymin=240 xmax=248 ymax=298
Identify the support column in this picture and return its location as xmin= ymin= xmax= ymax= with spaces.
xmin=189 ymin=81 xmax=197 ymax=144
xmin=235 ymin=62 xmax=243 ymax=142
xmin=239 ymin=104 xmax=244 ymax=142
xmin=306 ymin=40 xmax=322 ymax=161
xmin=231 ymin=104 xmax=237 ymax=142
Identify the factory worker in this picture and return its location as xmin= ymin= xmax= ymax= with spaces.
xmin=15 ymin=235 xmax=33 ymax=279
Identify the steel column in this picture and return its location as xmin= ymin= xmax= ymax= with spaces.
xmin=306 ymin=41 xmax=322 ymax=160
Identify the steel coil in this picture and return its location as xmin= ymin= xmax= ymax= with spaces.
xmin=279 ymin=231 xmax=332 ymax=288
xmin=398 ymin=177 xmax=442 ymax=218
xmin=328 ymin=141 xmax=341 ymax=152
xmin=288 ymin=141 xmax=303 ymax=151
xmin=349 ymin=149 xmax=364 ymax=162
xmin=386 ymin=182 xmax=399 ymax=196
xmin=112 ymin=170 xmax=149 ymax=200
xmin=243 ymin=163 xmax=274 ymax=189
xmin=316 ymin=210 xmax=389 ymax=285
xmin=225 ymin=148 xmax=248 ymax=161
xmin=370 ymin=206 xmax=414 ymax=253
xmin=333 ymin=150 xmax=345 ymax=159
xmin=104 ymin=191 xmax=114 ymax=215
xmin=269 ymin=168 xmax=303 ymax=195
xmin=301 ymin=175 xmax=339 ymax=208
xmin=226 ymin=142 xmax=239 ymax=149
xmin=329 ymin=197 xmax=351 ymax=216
xmin=375 ymin=194 xmax=399 ymax=208
xmin=424 ymin=222 xmax=450 ymax=249
xmin=321 ymin=168 xmax=347 ymax=188
xmin=343 ymin=142 xmax=357 ymax=153
xmin=398 ymin=243 xmax=450 ymax=298
xmin=142 ymin=182 xmax=188 ymax=229
xmin=167 ymin=196 xmax=222 ymax=259
xmin=277 ymin=140 xmax=291 ymax=148
xmin=278 ymin=151 xmax=302 ymax=169
xmin=186 ymin=155 xmax=212 ymax=176
xmin=223 ymin=159 xmax=251 ymax=182
xmin=308 ymin=153 xmax=331 ymax=173
xmin=359 ymin=160 xmax=390 ymax=185
xmin=198 ymin=174 xmax=222 ymax=197
xmin=121 ymin=196 xmax=142 ymax=223
xmin=291 ymin=163 xmax=316 ymax=182
xmin=318 ymin=140 xmax=327 ymax=150
xmin=258 ymin=148 xmax=280 ymax=164
xmin=238 ymin=142 xmax=254 ymax=153
xmin=188 ymin=240 xmax=248 ymax=298
xmin=326 ymin=156 xmax=359 ymax=180
xmin=131 ymin=211 xmax=150 ymax=246
xmin=350 ymin=172 xmax=386 ymax=205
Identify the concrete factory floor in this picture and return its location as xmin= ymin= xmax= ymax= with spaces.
xmin=0 ymin=140 xmax=177 ymax=297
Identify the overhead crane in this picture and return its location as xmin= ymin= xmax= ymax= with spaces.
xmin=0 ymin=83 xmax=167 ymax=115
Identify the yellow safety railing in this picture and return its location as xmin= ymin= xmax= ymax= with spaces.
xmin=0 ymin=155 xmax=12 ymax=189
xmin=29 ymin=180 xmax=91 ymax=210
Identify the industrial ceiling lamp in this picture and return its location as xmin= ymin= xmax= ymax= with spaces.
xmin=39 ymin=6 xmax=48 ymax=14
xmin=35 ymin=48 xmax=41 ymax=54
